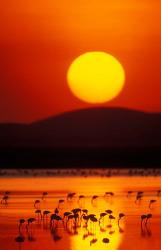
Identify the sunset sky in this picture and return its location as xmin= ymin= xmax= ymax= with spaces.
xmin=1 ymin=0 xmax=161 ymax=123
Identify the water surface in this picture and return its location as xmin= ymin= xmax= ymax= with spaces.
xmin=0 ymin=176 xmax=161 ymax=250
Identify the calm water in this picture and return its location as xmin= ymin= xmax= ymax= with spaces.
xmin=0 ymin=176 xmax=161 ymax=250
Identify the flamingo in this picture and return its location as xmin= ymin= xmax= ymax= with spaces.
xmin=58 ymin=199 xmax=65 ymax=209
xmin=135 ymin=192 xmax=143 ymax=204
xmin=54 ymin=208 xmax=59 ymax=214
xmin=107 ymin=214 xmax=115 ymax=228
xmin=43 ymin=210 xmax=51 ymax=219
xmin=145 ymin=213 xmax=152 ymax=225
xmin=78 ymin=195 xmax=85 ymax=207
xmin=26 ymin=218 xmax=36 ymax=231
xmin=1 ymin=195 xmax=9 ymax=205
xmin=35 ymin=209 xmax=42 ymax=220
xmin=50 ymin=214 xmax=62 ymax=228
xmin=18 ymin=219 xmax=25 ymax=232
xmin=149 ymin=199 xmax=157 ymax=209
xmin=105 ymin=209 xmax=113 ymax=215
xmin=42 ymin=192 xmax=48 ymax=200
xmin=140 ymin=214 xmax=147 ymax=230
xmin=127 ymin=191 xmax=133 ymax=198
xmin=118 ymin=213 xmax=125 ymax=226
xmin=99 ymin=212 xmax=107 ymax=225
xmin=34 ymin=200 xmax=40 ymax=209
xmin=67 ymin=192 xmax=76 ymax=201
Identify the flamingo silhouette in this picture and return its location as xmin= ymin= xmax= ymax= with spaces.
xmin=141 ymin=214 xmax=152 ymax=237
xmin=1 ymin=195 xmax=9 ymax=205
xmin=50 ymin=214 xmax=62 ymax=228
xmin=43 ymin=210 xmax=51 ymax=219
xmin=67 ymin=192 xmax=76 ymax=201
xmin=140 ymin=214 xmax=147 ymax=234
xmin=78 ymin=195 xmax=85 ymax=200
xmin=135 ymin=192 xmax=143 ymax=204
xmin=91 ymin=195 xmax=99 ymax=207
xmin=145 ymin=213 xmax=152 ymax=225
xmin=145 ymin=214 xmax=152 ymax=237
xmin=78 ymin=195 xmax=85 ymax=207
xmin=54 ymin=207 xmax=59 ymax=214
xmin=149 ymin=199 xmax=157 ymax=209
xmin=34 ymin=200 xmax=40 ymax=209
xmin=26 ymin=218 xmax=36 ymax=231
xmin=72 ymin=208 xmax=81 ymax=215
xmin=82 ymin=209 xmax=88 ymax=214
xmin=66 ymin=214 xmax=75 ymax=227
xmin=127 ymin=191 xmax=133 ymax=197
xmin=99 ymin=212 xmax=107 ymax=225
xmin=107 ymin=214 xmax=115 ymax=228
xmin=118 ymin=213 xmax=125 ymax=226
xmin=42 ymin=192 xmax=48 ymax=200
xmin=35 ymin=209 xmax=42 ymax=220
xmin=105 ymin=209 xmax=113 ymax=215
xmin=18 ymin=219 xmax=25 ymax=232
xmin=58 ymin=199 xmax=65 ymax=209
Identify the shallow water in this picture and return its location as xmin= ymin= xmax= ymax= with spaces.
xmin=0 ymin=176 xmax=161 ymax=250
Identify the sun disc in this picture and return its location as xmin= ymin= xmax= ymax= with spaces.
xmin=67 ymin=51 xmax=125 ymax=104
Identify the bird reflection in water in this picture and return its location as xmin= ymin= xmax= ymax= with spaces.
xmin=2 ymin=187 xmax=158 ymax=250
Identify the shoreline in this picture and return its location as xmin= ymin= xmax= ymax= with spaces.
xmin=0 ymin=168 xmax=161 ymax=177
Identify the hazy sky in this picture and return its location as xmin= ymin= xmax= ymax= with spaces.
xmin=1 ymin=0 xmax=161 ymax=122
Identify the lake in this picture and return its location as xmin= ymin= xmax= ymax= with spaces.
xmin=0 ymin=174 xmax=161 ymax=250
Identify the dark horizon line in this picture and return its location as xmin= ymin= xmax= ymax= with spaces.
xmin=1 ymin=106 xmax=161 ymax=125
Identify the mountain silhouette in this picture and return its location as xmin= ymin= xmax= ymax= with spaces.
xmin=0 ymin=107 xmax=161 ymax=148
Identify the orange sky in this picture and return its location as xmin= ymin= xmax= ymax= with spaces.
xmin=1 ymin=0 xmax=161 ymax=123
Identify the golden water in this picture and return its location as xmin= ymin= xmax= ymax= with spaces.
xmin=0 ymin=176 xmax=161 ymax=250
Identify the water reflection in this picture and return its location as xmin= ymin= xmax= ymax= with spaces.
xmin=0 ymin=177 xmax=161 ymax=250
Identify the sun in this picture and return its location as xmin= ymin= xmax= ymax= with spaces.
xmin=67 ymin=51 xmax=125 ymax=104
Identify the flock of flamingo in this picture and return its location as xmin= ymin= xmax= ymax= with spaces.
xmin=1 ymin=189 xmax=160 ymax=248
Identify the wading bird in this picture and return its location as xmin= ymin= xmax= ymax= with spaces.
xmin=127 ymin=191 xmax=133 ymax=198
xmin=26 ymin=218 xmax=36 ymax=231
xmin=99 ymin=212 xmax=107 ymax=225
xmin=35 ymin=209 xmax=42 ymax=220
xmin=55 ymin=208 xmax=59 ymax=214
xmin=107 ymin=214 xmax=115 ymax=228
xmin=141 ymin=214 xmax=147 ymax=229
xmin=18 ymin=219 xmax=25 ymax=232
xmin=135 ymin=192 xmax=143 ymax=204
xmin=67 ymin=192 xmax=76 ymax=201
xmin=42 ymin=192 xmax=48 ymax=200
xmin=58 ymin=199 xmax=65 ymax=209
xmin=34 ymin=200 xmax=40 ymax=209
xmin=1 ymin=195 xmax=9 ymax=205
xmin=145 ymin=213 xmax=152 ymax=225
xmin=149 ymin=199 xmax=157 ymax=209
xmin=105 ymin=209 xmax=113 ymax=215
xmin=50 ymin=214 xmax=62 ymax=228
xmin=118 ymin=213 xmax=125 ymax=226
xmin=43 ymin=210 xmax=51 ymax=219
